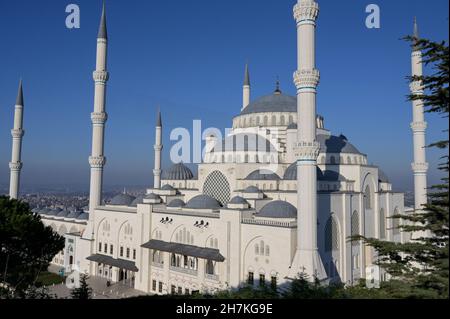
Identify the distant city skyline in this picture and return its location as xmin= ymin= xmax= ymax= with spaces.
xmin=0 ymin=0 xmax=448 ymax=192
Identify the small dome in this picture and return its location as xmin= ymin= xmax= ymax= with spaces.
xmin=244 ymin=186 xmax=262 ymax=193
xmin=56 ymin=210 xmax=70 ymax=218
xmin=39 ymin=208 xmax=51 ymax=215
xmin=130 ymin=195 xmax=145 ymax=207
xmin=109 ymin=193 xmax=136 ymax=206
xmin=47 ymin=208 xmax=62 ymax=216
xmin=186 ymin=195 xmax=222 ymax=210
xmin=378 ymin=170 xmax=390 ymax=183
xmin=77 ymin=212 xmax=89 ymax=220
xmin=66 ymin=211 xmax=82 ymax=219
xmin=245 ymin=170 xmax=281 ymax=181
xmin=167 ymin=199 xmax=186 ymax=208
xmin=145 ymin=193 xmax=161 ymax=200
xmin=257 ymin=201 xmax=297 ymax=219
xmin=162 ymin=163 xmax=194 ymax=180
xmin=283 ymin=163 xmax=324 ymax=180
xmin=240 ymin=93 xmax=297 ymax=115
xmin=229 ymin=196 xmax=249 ymax=205
xmin=161 ymin=184 xmax=176 ymax=191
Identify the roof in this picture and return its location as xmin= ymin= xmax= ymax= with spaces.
xmin=66 ymin=211 xmax=82 ymax=219
xmin=87 ymin=254 xmax=138 ymax=272
xmin=141 ymin=240 xmax=225 ymax=262
xmin=97 ymin=2 xmax=107 ymax=39
xmin=16 ymin=80 xmax=23 ymax=106
xmin=317 ymin=134 xmax=362 ymax=155
xmin=162 ymin=163 xmax=194 ymax=180
xmin=161 ymin=184 xmax=176 ymax=191
xmin=240 ymin=93 xmax=297 ymax=115
xmin=77 ymin=212 xmax=89 ymax=220
xmin=245 ymin=169 xmax=281 ymax=181
xmin=185 ymin=195 xmax=222 ymax=210
xmin=109 ymin=193 xmax=136 ymax=206
xmin=145 ymin=193 xmax=161 ymax=200
xmin=130 ymin=195 xmax=145 ymax=207
xmin=257 ymin=201 xmax=297 ymax=219
xmin=244 ymin=64 xmax=250 ymax=86
xmin=156 ymin=110 xmax=162 ymax=127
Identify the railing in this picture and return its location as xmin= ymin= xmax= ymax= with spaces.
xmin=241 ymin=218 xmax=297 ymax=228
xmin=205 ymin=274 xmax=219 ymax=282
xmin=154 ymin=208 xmax=220 ymax=219
xmin=169 ymin=266 xmax=198 ymax=276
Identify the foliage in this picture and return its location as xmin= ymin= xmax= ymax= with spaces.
xmin=70 ymin=273 xmax=92 ymax=299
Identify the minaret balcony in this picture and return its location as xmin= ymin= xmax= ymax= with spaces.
xmin=9 ymin=162 xmax=23 ymax=171
xmin=411 ymin=162 xmax=429 ymax=173
xmin=410 ymin=121 xmax=427 ymax=132
xmin=409 ymin=81 xmax=424 ymax=94
xmin=11 ymin=129 xmax=24 ymax=138
xmin=294 ymin=141 xmax=320 ymax=161
xmin=89 ymin=156 xmax=107 ymax=168
xmin=293 ymin=1 xmax=319 ymax=24
xmin=294 ymin=69 xmax=320 ymax=90
xmin=93 ymin=70 xmax=109 ymax=83
xmin=91 ymin=112 xmax=108 ymax=125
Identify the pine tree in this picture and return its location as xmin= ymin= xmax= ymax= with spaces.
xmin=354 ymin=35 xmax=449 ymax=299
xmin=70 ymin=274 xmax=93 ymax=299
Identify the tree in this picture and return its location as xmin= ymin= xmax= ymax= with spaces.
xmin=70 ymin=274 xmax=93 ymax=299
xmin=353 ymin=35 xmax=449 ymax=299
xmin=0 ymin=196 xmax=65 ymax=298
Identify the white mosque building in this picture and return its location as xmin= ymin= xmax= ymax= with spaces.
xmin=8 ymin=0 xmax=429 ymax=295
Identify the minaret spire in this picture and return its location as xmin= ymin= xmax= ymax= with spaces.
xmin=289 ymin=0 xmax=326 ymax=281
xmin=242 ymin=63 xmax=251 ymax=111
xmin=410 ymin=17 xmax=428 ymax=213
xmin=9 ymin=79 xmax=25 ymax=199
xmin=153 ymin=108 xmax=163 ymax=189
xmin=88 ymin=1 xmax=110 ymax=237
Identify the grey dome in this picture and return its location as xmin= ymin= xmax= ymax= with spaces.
xmin=240 ymin=93 xmax=297 ymax=115
xmin=162 ymin=163 xmax=194 ymax=180
xmin=66 ymin=211 xmax=82 ymax=219
xmin=321 ymin=170 xmax=347 ymax=181
xmin=161 ymin=184 xmax=176 ymax=191
xmin=244 ymin=186 xmax=262 ymax=193
xmin=378 ymin=170 xmax=390 ymax=183
xmin=186 ymin=195 xmax=222 ymax=210
xmin=229 ymin=196 xmax=249 ymax=205
xmin=109 ymin=193 xmax=136 ymax=206
xmin=77 ymin=212 xmax=89 ymax=220
xmin=257 ymin=201 xmax=297 ymax=219
xmin=283 ymin=163 xmax=324 ymax=180
xmin=130 ymin=195 xmax=145 ymax=207
xmin=167 ymin=199 xmax=186 ymax=208
xmin=39 ymin=208 xmax=52 ymax=215
xmin=56 ymin=210 xmax=71 ymax=218
xmin=145 ymin=193 xmax=161 ymax=200
xmin=47 ymin=208 xmax=62 ymax=216
xmin=245 ymin=170 xmax=281 ymax=181
xmin=317 ymin=134 xmax=362 ymax=155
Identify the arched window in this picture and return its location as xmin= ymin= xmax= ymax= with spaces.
xmin=264 ymin=116 xmax=268 ymax=126
xmin=256 ymin=116 xmax=260 ymax=126
xmin=255 ymin=244 xmax=259 ymax=255
xmin=351 ymin=211 xmax=360 ymax=246
xmin=347 ymin=156 xmax=352 ymax=164
xmin=265 ymin=246 xmax=270 ymax=256
xmin=206 ymin=260 xmax=215 ymax=275
xmin=280 ymin=115 xmax=285 ymax=125
xmin=393 ymin=208 xmax=401 ymax=236
xmin=271 ymin=115 xmax=277 ymax=126
xmin=379 ymin=209 xmax=386 ymax=239
xmin=325 ymin=216 xmax=340 ymax=252
xmin=288 ymin=115 xmax=294 ymax=125
xmin=364 ymin=185 xmax=372 ymax=209
xmin=260 ymin=241 xmax=265 ymax=255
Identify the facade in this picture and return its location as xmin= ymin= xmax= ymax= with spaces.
xmin=19 ymin=1 xmax=426 ymax=295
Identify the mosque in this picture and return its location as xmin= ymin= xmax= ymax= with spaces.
xmin=7 ymin=1 xmax=428 ymax=295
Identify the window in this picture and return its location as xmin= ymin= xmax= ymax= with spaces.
xmin=120 ymin=246 xmax=124 ymax=257
xmin=104 ymin=243 xmax=107 ymax=254
xmin=351 ymin=211 xmax=360 ymax=246
xmin=364 ymin=186 xmax=372 ymax=209
xmin=330 ymin=156 xmax=336 ymax=164
xmin=255 ymin=244 xmax=259 ymax=255
xmin=184 ymin=255 xmax=188 ymax=268
xmin=159 ymin=282 xmax=163 ymax=293
xmin=248 ymin=272 xmax=254 ymax=285
xmin=206 ymin=260 xmax=215 ymax=275
xmin=126 ymin=248 xmax=130 ymax=258
xmin=171 ymin=285 xmax=176 ymax=294
xmin=133 ymin=249 xmax=136 ymax=260
xmin=152 ymin=280 xmax=157 ymax=291
xmin=393 ymin=208 xmax=401 ymax=236
xmin=265 ymin=246 xmax=270 ymax=257
xmin=259 ymin=274 xmax=266 ymax=287
xmin=110 ymin=245 xmax=113 ymax=255
xmin=178 ymin=287 xmax=182 ymax=295
xmin=98 ymin=242 xmax=102 ymax=252
xmin=185 ymin=288 xmax=190 ymax=295
xmin=379 ymin=209 xmax=386 ymax=239
xmin=271 ymin=276 xmax=277 ymax=290
xmin=325 ymin=216 xmax=340 ymax=252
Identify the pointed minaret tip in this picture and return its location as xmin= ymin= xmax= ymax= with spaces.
xmin=244 ymin=63 xmax=250 ymax=86
xmin=413 ymin=17 xmax=419 ymax=38
xmin=98 ymin=1 xmax=108 ymax=40
xmin=16 ymin=79 xmax=24 ymax=106
xmin=156 ymin=108 xmax=162 ymax=128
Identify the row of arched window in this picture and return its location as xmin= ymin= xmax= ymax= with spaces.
xmin=209 ymin=153 xmax=277 ymax=164
xmin=318 ymin=155 xmax=367 ymax=165
xmin=235 ymin=114 xmax=295 ymax=128
xmin=255 ymin=241 xmax=270 ymax=257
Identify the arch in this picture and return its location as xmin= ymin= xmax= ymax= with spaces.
xmin=280 ymin=115 xmax=285 ymax=125
xmin=364 ymin=185 xmax=372 ymax=209
xmin=58 ymin=224 xmax=68 ymax=236
xmin=325 ymin=216 xmax=340 ymax=252
xmin=263 ymin=116 xmax=268 ymax=126
xmin=271 ymin=115 xmax=276 ymax=126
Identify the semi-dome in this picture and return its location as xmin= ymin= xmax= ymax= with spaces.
xmin=161 ymin=184 xmax=176 ymax=191
xmin=109 ymin=193 xmax=136 ymax=206
xmin=317 ymin=134 xmax=362 ymax=155
xmin=162 ymin=163 xmax=194 ymax=180
xmin=257 ymin=201 xmax=297 ymax=219
xmin=378 ymin=170 xmax=390 ymax=183
xmin=243 ymin=186 xmax=262 ymax=193
xmin=167 ymin=199 xmax=186 ymax=208
xmin=240 ymin=93 xmax=297 ymax=115
xmin=229 ymin=196 xmax=249 ymax=205
xmin=283 ymin=163 xmax=324 ymax=180
xmin=245 ymin=170 xmax=281 ymax=181
xmin=130 ymin=195 xmax=145 ymax=207
xmin=185 ymin=195 xmax=222 ymax=210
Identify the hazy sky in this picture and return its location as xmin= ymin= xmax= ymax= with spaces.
xmin=0 ymin=0 xmax=448 ymax=191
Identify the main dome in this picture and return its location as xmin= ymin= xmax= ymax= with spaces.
xmin=162 ymin=163 xmax=194 ymax=180
xmin=240 ymin=93 xmax=297 ymax=115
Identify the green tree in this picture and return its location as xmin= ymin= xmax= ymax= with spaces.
xmin=0 ymin=196 xmax=65 ymax=298
xmin=353 ymin=35 xmax=449 ymax=299
xmin=70 ymin=274 xmax=93 ymax=299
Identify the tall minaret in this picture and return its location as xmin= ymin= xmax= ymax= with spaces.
xmin=289 ymin=0 xmax=326 ymax=280
xmin=88 ymin=2 xmax=109 ymax=218
xmin=153 ymin=110 xmax=163 ymax=189
xmin=410 ymin=18 xmax=428 ymax=211
xmin=242 ymin=63 xmax=250 ymax=111
xmin=9 ymin=80 xmax=25 ymax=199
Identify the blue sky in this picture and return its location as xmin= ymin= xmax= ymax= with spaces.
xmin=0 ymin=0 xmax=448 ymax=191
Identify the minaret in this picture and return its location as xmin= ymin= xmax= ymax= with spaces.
xmin=242 ymin=63 xmax=250 ymax=111
xmin=153 ymin=110 xmax=163 ymax=189
xmin=88 ymin=2 xmax=109 ymax=218
xmin=9 ymin=80 xmax=25 ymax=199
xmin=289 ymin=0 xmax=326 ymax=280
xmin=410 ymin=18 xmax=428 ymax=211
